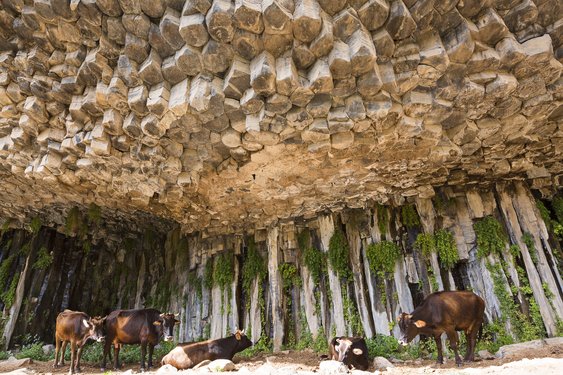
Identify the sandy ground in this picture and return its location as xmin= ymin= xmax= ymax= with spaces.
xmin=2 ymin=341 xmax=562 ymax=375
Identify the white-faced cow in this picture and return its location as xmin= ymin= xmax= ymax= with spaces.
xmin=101 ymin=308 xmax=179 ymax=371
xmin=161 ymin=330 xmax=252 ymax=369
xmin=397 ymin=290 xmax=485 ymax=366
xmin=328 ymin=336 xmax=369 ymax=371
xmin=54 ymin=310 xmax=106 ymax=374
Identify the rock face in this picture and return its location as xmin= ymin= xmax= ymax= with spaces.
xmin=0 ymin=0 xmax=561 ymax=237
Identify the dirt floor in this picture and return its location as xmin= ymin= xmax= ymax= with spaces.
xmin=4 ymin=341 xmax=563 ymax=374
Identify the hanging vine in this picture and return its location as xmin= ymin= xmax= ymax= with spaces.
xmin=213 ymin=251 xmax=235 ymax=315
xmin=376 ymin=204 xmax=389 ymax=237
xmin=474 ymin=216 xmax=507 ymax=258
xmin=401 ymin=205 xmax=421 ymax=228
xmin=328 ymin=229 xmax=351 ymax=280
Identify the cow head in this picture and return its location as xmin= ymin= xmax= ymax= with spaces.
xmin=153 ymin=313 xmax=180 ymax=342
xmin=333 ymin=337 xmax=365 ymax=364
xmin=233 ymin=329 xmax=252 ymax=351
xmin=86 ymin=316 xmax=106 ymax=342
xmin=397 ymin=312 xmax=426 ymax=346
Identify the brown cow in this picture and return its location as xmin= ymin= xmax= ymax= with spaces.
xmin=328 ymin=336 xmax=369 ymax=371
xmin=54 ymin=310 xmax=105 ymax=374
xmin=101 ymin=308 xmax=179 ymax=371
xmin=397 ymin=290 xmax=485 ymax=366
xmin=161 ymin=330 xmax=252 ymax=369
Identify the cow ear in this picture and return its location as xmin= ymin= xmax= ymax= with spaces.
xmin=414 ymin=320 xmax=426 ymax=328
xmin=174 ymin=319 xmax=180 ymax=325
xmin=352 ymin=348 xmax=363 ymax=356
xmin=153 ymin=320 xmax=162 ymax=326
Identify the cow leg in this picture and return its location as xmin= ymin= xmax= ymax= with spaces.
xmin=446 ymin=329 xmax=462 ymax=366
xmin=76 ymin=345 xmax=83 ymax=373
xmin=147 ymin=343 xmax=155 ymax=369
xmin=60 ymin=340 xmax=68 ymax=366
xmin=465 ymin=327 xmax=478 ymax=361
xmin=69 ymin=341 xmax=77 ymax=375
xmin=54 ymin=336 xmax=61 ymax=368
xmin=113 ymin=344 xmax=121 ymax=370
xmin=140 ymin=342 xmax=147 ymax=371
xmin=101 ymin=340 xmax=109 ymax=371
xmin=434 ymin=334 xmax=444 ymax=364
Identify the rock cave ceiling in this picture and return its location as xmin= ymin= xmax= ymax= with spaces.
xmin=0 ymin=0 xmax=562 ymax=236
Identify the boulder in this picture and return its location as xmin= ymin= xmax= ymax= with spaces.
xmin=373 ymin=356 xmax=395 ymax=370
xmin=208 ymin=359 xmax=236 ymax=372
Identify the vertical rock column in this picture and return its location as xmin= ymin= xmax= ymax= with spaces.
xmin=318 ymin=214 xmax=347 ymax=336
xmin=497 ymin=183 xmax=560 ymax=336
xmin=364 ymin=206 xmax=390 ymax=335
xmin=267 ymin=226 xmax=284 ymax=351
xmin=345 ymin=215 xmax=374 ymax=338
xmin=249 ymin=277 xmax=262 ymax=344
xmin=415 ymin=197 xmax=444 ymax=292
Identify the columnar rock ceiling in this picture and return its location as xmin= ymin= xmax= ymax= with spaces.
xmin=0 ymin=0 xmax=562 ymax=235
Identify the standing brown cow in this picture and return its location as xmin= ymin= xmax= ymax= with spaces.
xmin=101 ymin=308 xmax=179 ymax=371
xmin=54 ymin=310 xmax=105 ymax=374
xmin=397 ymin=290 xmax=485 ymax=366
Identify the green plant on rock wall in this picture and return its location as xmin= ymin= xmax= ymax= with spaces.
xmin=32 ymin=247 xmax=53 ymax=270
xmin=366 ymin=241 xmax=401 ymax=277
xmin=279 ymin=262 xmax=302 ymax=290
xmin=87 ymin=203 xmax=102 ymax=227
xmin=536 ymin=199 xmax=553 ymax=229
xmin=435 ymin=229 xmax=459 ymax=270
xmin=553 ymin=195 xmax=563 ymax=223
xmin=1 ymin=273 xmax=19 ymax=308
xmin=401 ymin=205 xmax=421 ymax=229
xmin=376 ymin=204 xmax=389 ymax=237
xmin=328 ymin=229 xmax=352 ymax=280
xmin=213 ymin=251 xmax=235 ymax=314
xmin=342 ymin=293 xmax=363 ymax=336
xmin=299 ymin=230 xmax=327 ymax=285
xmin=203 ymin=259 xmax=214 ymax=290
xmin=521 ymin=233 xmax=539 ymax=264
xmin=29 ymin=217 xmax=41 ymax=235
xmin=0 ymin=254 xmax=16 ymax=289
xmin=241 ymin=238 xmax=267 ymax=302
xmin=414 ymin=233 xmax=435 ymax=259
xmin=187 ymin=270 xmax=203 ymax=300
xmin=474 ymin=216 xmax=507 ymax=258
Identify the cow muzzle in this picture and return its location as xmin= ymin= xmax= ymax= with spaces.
xmin=398 ymin=337 xmax=409 ymax=347
xmin=164 ymin=336 xmax=174 ymax=342
xmin=96 ymin=336 xmax=106 ymax=343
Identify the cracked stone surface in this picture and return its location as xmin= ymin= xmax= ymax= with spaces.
xmin=0 ymin=0 xmax=561 ymax=235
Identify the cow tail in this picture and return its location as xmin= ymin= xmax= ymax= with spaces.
xmin=478 ymin=321 xmax=483 ymax=341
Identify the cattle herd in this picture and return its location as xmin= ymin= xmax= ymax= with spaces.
xmin=53 ymin=291 xmax=485 ymax=374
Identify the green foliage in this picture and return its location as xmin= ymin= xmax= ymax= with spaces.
xmin=536 ymin=199 xmax=552 ymax=228
xmin=302 ymin=246 xmax=326 ymax=286
xmin=279 ymin=263 xmax=302 ymax=290
xmin=522 ymin=233 xmax=538 ymax=264
xmin=16 ymin=342 xmax=51 ymax=361
xmin=376 ymin=204 xmax=389 ymax=237
xmin=414 ymin=230 xmax=459 ymax=270
xmin=87 ymin=203 xmax=102 ymax=226
xmin=366 ymin=241 xmax=401 ymax=276
xmin=401 ymin=205 xmax=420 ymax=228
xmin=328 ymin=229 xmax=351 ymax=280
xmin=414 ymin=233 xmax=435 ymax=259
xmin=509 ymin=245 xmax=520 ymax=258
xmin=477 ymin=321 xmax=514 ymax=354
xmin=29 ymin=217 xmax=41 ymax=235
xmin=366 ymin=335 xmax=400 ymax=358
xmin=203 ymin=259 xmax=214 ymax=289
xmin=242 ymin=238 xmax=267 ymax=299
xmin=435 ymin=230 xmax=459 ymax=270
xmin=187 ymin=270 xmax=203 ymax=300
xmin=1 ymin=273 xmax=19 ymax=308
xmin=0 ymin=254 xmax=16 ymax=288
xmin=0 ymin=350 xmax=9 ymax=360
xmin=474 ymin=216 xmax=507 ymax=258
xmin=237 ymin=337 xmax=272 ymax=358
xmin=214 ymin=251 xmax=234 ymax=290
xmin=313 ymin=330 xmax=329 ymax=353
xmin=342 ymin=293 xmax=363 ymax=336
xmin=32 ymin=247 xmax=53 ymax=270
xmin=553 ymin=195 xmax=563 ymax=223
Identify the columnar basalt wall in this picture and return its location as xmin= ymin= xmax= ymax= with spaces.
xmin=1 ymin=182 xmax=562 ymax=352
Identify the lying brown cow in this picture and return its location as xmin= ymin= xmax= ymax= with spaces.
xmin=397 ymin=290 xmax=485 ymax=366
xmin=54 ymin=310 xmax=105 ymax=374
xmin=328 ymin=336 xmax=369 ymax=371
xmin=161 ymin=330 xmax=252 ymax=369
xmin=101 ymin=308 xmax=179 ymax=371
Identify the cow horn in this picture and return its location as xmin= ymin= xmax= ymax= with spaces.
xmin=160 ymin=313 xmax=165 ymax=318
xmin=175 ymin=312 xmax=180 ymax=317
xmin=82 ymin=319 xmax=90 ymax=328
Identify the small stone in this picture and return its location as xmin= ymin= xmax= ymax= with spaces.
xmin=373 ymin=356 xmax=395 ymax=370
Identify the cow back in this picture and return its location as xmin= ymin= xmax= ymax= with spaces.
xmin=55 ymin=310 xmax=91 ymax=343
xmin=105 ymin=308 xmax=161 ymax=345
